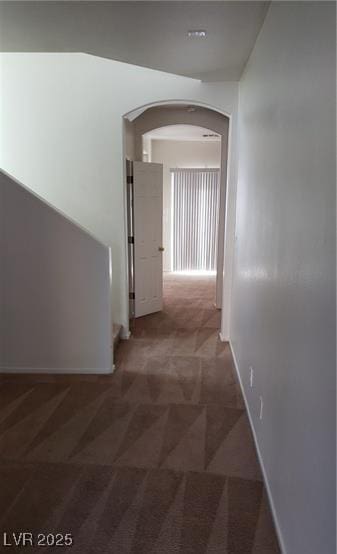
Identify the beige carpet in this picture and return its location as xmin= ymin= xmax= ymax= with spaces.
xmin=0 ymin=273 xmax=280 ymax=553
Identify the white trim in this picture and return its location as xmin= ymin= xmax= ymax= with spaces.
xmin=108 ymin=246 xmax=114 ymax=370
xmin=0 ymin=366 xmax=115 ymax=375
xmin=219 ymin=331 xmax=227 ymax=342
xmin=120 ymin=330 xmax=131 ymax=340
xmin=229 ymin=340 xmax=287 ymax=554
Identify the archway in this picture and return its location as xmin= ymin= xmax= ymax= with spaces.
xmin=122 ymin=100 xmax=234 ymax=341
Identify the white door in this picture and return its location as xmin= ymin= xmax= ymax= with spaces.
xmin=133 ymin=161 xmax=163 ymax=318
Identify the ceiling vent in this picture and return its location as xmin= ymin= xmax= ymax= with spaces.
xmin=187 ymin=30 xmax=207 ymax=38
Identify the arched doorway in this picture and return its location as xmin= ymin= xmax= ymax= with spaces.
xmin=123 ymin=101 xmax=232 ymax=339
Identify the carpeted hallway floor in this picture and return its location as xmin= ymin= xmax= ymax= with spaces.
xmin=0 ymin=274 xmax=280 ymax=553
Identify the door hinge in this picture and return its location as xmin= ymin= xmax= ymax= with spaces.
xmin=127 ymin=175 xmax=134 ymax=185
xmin=128 ymin=236 xmax=134 ymax=244
xmin=129 ymin=292 xmax=135 ymax=300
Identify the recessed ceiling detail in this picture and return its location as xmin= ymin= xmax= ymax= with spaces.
xmin=0 ymin=1 xmax=270 ymax=81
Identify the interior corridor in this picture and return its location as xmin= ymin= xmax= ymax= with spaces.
xmin=0 ymin=274 xmax=280 ymax=553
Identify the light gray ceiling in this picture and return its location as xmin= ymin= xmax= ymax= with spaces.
xmin=0 ymin=1 xmax=270 ymax=81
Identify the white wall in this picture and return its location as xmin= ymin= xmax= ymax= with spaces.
xmin=231 ymin=3 xmax=336 ymax=553
xmin=0 ymin=170 xmax=112 ymax=373
xmin=151 ymin=139 xmax=221 ymax=272
xmin=0 ymin=53 xmax=238 ymax=336
xmin=0 ymin=176 xmax=4 ymax=367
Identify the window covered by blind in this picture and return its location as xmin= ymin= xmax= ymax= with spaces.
xmin=171 ymin=169 xmax=220 ymax=272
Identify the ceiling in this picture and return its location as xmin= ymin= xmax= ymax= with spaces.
xmin=144 ymin=125 xmax=221 ymax=142
xmin=0 ymin=1 xmax=270 ymax=81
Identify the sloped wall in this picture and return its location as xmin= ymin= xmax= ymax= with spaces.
xmin=0 ymin=170 xmax=112 ymax=373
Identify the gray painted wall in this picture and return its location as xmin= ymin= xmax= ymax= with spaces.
xmin=0 ymin=170 xmax=113 ymax=373
xmin=231 ymin=2 xmax=336 ymax=553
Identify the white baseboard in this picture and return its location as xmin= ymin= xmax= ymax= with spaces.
xmin=219 ymin=331 xmax=227 ymax=342
xmin=120 ymin=330 xmax=131 ymax=340
xmin=0 ymin=366 xmax=115 ymax=375
xmin=229 ymin=341 xmax=287 ymax=554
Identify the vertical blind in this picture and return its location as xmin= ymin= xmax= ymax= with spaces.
xmin=171 ymin=168 xmax=220 ymax=272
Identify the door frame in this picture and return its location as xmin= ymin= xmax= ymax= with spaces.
xmin=122 ymin=100 xmax=236 ymax=342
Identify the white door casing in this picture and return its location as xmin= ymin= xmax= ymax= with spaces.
xmin=133 ymin=161 xmax=163 ymax=317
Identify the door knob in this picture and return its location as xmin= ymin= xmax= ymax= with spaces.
xmin=158 ymin=246 xmax=165 ymax=252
